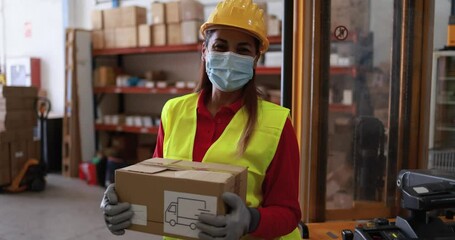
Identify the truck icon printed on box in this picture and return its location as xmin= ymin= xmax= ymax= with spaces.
xmin=165 ymin=197 xmax=212 ymax=230
xmin=164 ymin=191 xmax=218 ymax=238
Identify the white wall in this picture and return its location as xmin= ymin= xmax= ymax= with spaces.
xmin=0 ymin=0 xmax=65 ymax=115
xmin=434 ymin=0 xmax=451 ymax=50
xmin=369 ymin=0 xmax=450 ymax=66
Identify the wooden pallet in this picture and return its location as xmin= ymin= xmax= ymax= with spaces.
xmin=62 ymin=29 xmax=82 ymax=177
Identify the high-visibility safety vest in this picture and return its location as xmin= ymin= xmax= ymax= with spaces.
xmin=161 ymin=93 xmax=301 ymax=240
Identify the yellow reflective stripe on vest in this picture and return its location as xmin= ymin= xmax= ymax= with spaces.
xmin=161 ymin=93 xmax=299 ymax=239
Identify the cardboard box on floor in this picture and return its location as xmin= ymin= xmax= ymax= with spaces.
xmin=115 ymin=158 xmax=247 ymax=239
xmin=0 ymin=86 xmax=38 ymax=98
xmin=0 ymin=142 xmax=10 ymax=186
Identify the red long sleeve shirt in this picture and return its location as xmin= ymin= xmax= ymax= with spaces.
xmin=153 ymin=92 xmax=301 ymax=238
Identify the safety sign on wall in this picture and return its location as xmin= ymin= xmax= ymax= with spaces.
xmin=163 ymin=191 xmax=217 ymax=238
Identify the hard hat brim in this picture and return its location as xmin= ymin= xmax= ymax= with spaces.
xmin=200 ymin=23 xmax=269 ymax=53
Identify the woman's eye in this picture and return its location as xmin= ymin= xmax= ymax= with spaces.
xmin=238 ymin=48 xmax=252 ymax=54
xmin=212 ymin=44 xmax=227 ymax=51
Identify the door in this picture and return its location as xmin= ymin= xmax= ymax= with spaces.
xmin=324 ymin=0 xmax=394 ymax=220
xmin=427 ymin=0 xmax=455 ymax=173
xmin=294 ymin=0 xmax=434 ymax=222
xmin=429 ymin=51 xmax=455 ymax=170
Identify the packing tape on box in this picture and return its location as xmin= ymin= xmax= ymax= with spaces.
xmin=138 ymin=159 xmax=245 ymax=175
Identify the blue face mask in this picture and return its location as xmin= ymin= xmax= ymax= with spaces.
xmin=205 ymin=51 xmax=255 ymax=92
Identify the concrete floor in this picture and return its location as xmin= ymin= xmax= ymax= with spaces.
xmin=0 ymin=174 xmax=162 ymax=240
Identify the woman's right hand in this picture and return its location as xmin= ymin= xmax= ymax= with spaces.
xmin=100 ymin=183 xmax=134 ymax=235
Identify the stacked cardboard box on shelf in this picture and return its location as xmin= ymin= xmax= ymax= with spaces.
xmin=91 ymin=6 xmax=147 ymax=49
xmin=167 ymin=0 xmax=204 ymax=45
xmin=142 ymin=2 xmax=167 ymax=46
xmin=92 ymin=1 xmax=205 ymax=48
xmin=0 ymin=86 xmax=39 ymax=186
xmin=267 ymin=15 xmax=281 ymax=36
xmin=141 ymin=0 xmax=204 ymax=47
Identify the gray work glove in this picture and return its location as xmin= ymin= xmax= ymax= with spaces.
xmin=197 ymin=192 xmax=257 ymax=240
xmin=100 ymin=183 xmax=134 ymax=235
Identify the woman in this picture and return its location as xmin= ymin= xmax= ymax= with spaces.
xmin=101 ymin=0 xmax=301 ymax=239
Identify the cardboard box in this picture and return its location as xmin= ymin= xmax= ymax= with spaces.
xmin=120 ymin=6 xmax=147 ymax=27
xmin=165 ymin=1 xmax=181 ymax=24
xmin=144 ymin=70 xmax=166 ymax=81
xmin=10 ymin=140 xmax=28 ymax=180
xmin=92 ymin=10 xmax=104 ymax=30
xmin=0 ymin=111 xmax=37 ymax=131
xmin=115 ymin=27 xmax=138 ymax=48
xmin=138 ymin=24 xmax=153 ymax=47
xmin=115 ymin=158 xmax=247 ymax=239
xmin=180 ymin=0 xmax=204 ymax=21
xmin=151 ymin=2 xmax=166 ymax=24
xmin=0 ymin=142 xmax=11 ymax=186
xmin=152 ymin=24 xmax=167 ymax=46
xmin=0 ymin=129 xmax=34 ymax=143
xmin=92 ymin=30 xmax=104 ymax=49
xmin=103 ymin=8 xmax=121 ymax=29
xmin=167 ymin=23 xmax=182 ymax=45
xmin=0 ymin=167 xmax=10 ymax=186
xmin=267 ymin=15 xmax=281 ymax=36
xmin=104 ymin=29 xmax=116 ymax=48
xmin=27 ymin=139 xmax=40 ymax=160
xmin=0 ymin=97 xmax=35 ymax=111
xmin=181 ymin=20 xmax=202 ymax=44
xmin=94 ymin=66 xmax=116 ymax=86
xmin=0 ymin=86 xmax=37 ymax=98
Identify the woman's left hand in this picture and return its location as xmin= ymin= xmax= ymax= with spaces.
xmin=196 ymin=192 xmax=251 ymax=240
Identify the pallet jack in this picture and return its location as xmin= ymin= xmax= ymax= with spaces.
xmin=3 ymin=96 xmax=51 ymax=192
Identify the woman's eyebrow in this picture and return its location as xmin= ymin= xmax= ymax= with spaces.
xmin=238 ymin=42 xmax=253 ymax=47
xmin=213 ymin=38 xmax=228 ymax=44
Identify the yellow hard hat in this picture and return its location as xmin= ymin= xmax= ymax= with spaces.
xmin=200 ymin=0 xmax=269 ymax=53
